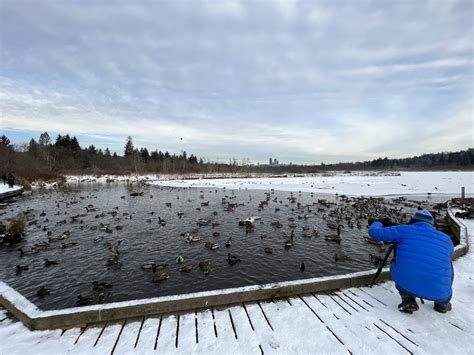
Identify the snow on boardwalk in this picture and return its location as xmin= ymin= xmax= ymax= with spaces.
xmin=1 ymin=217 xmax=473 ymax=354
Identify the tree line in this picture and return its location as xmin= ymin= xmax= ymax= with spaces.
xmin=0 ymin=133 xmax=472 ymax=182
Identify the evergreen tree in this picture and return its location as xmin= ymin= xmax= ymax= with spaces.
xmin=39 ymin=132 xmax=51 ymax=146
xmin=0 ymin=135 xmax=11 ymax=147
xmin=104 ymin=148 xmax=111 ymax=157
xmin=124 ymin=136 xmax=134 ymax=157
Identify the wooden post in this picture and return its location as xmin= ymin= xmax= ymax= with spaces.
xmin=461 ymin=186 xmax=465 ymax=199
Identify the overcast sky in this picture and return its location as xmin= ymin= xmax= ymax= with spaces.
xmin=1 ymin=0 xmax=473 ymax=164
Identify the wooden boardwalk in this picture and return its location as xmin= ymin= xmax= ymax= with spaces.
xmin=1 ymin=269 xmax=472 ymax=354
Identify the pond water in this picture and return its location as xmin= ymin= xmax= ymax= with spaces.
xmin=0 ymin=183 xmax=453 ymax=310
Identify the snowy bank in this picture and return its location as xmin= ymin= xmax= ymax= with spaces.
xmin=151 ymin=171 xmax=473 ymax=196
xmin=0 ymin=184 xmax=23 ymax=200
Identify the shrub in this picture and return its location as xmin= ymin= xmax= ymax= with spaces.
xmin=7 ymin=214 xmax=26 ymax=237
xmin=16 ymin=176 xmax=32 ymax=190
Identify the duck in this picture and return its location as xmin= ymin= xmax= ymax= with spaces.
xmin=264 ymin=247 xmax=273 ymax=254
xmin=93 ymin=236 xmax=104 ymax=243
xmin=18 ymin=247 xmax=37 ymax=257
xmin=198 ymin=260 xmax=212 ymax=274
xmin=300 ymin=262 xmax=305 ymax=272
xmin=205 ymin=242 xmax=219 ymax=250
xmin=364 ymin=236 xmax=383 ymax=246
xmin=227 ymin=253 xmax=241 ymax=265
xmin=179 ymin=264 xmax=193 ymax=272
xmin=186 ymin=234 xmax=201 ymax=243
xmin=92 ymin=281 xmax=113 ymax=291
xmin=16 ymin=264 xmax=29 ymax=272
xmin=142 ymin=262 xmax=168 ymax=272
xmin=77 ymin=295 xmax=94 ymax=306
xmin=36 ymin=286 xmax=50 ymax=297
xmin=212 ymin=231 xmax=220 ymax=237
xmin=324 ymin=225 xmax=344 ymax=243
xmin=225 ymin=237 xmax=232 ymax=247
xmin=44 ymin=258 xmax=59 ymax=267
xmin=176 ymin=255 xmax=185 ymax=263
xmin=334 ymin=253 xmax=351 ymax=262
xmin=151 ymin=272 xmax=170 ymax=283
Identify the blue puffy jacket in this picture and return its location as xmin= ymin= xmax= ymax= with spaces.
xmin=368 ymin=221 xmax=454 ymax=300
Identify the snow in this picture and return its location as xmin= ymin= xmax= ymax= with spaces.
xmin=0 ymin=184 xmax=22 ymax=196
xmin=151 ymin=171 xmax=473 ymax=196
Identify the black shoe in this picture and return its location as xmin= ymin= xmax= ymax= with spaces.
xmin=434 ymin=302 xmax=452 ymax=313
xmin=398 ymin=297 xmax=419 ymax=313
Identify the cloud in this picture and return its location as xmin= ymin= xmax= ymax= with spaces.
xmin=0 ymin=0 xmax=472 ymax=163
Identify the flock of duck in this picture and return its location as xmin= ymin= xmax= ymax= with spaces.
xmin=0 ymin=184 xmax=442 ymax=308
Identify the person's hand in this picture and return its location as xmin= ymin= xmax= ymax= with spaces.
xmin=368 ymin=217 xmax=394 ymax=227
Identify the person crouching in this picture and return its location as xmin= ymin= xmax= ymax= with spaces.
xmin=368 ymin=210 xmax=454 ymax=314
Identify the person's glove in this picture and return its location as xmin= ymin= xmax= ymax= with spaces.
xmin=368 ymin=217 xmax=394 ymax=227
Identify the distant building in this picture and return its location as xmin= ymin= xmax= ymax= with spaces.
xmin=269 ymin=158 xmax=273 ymax=165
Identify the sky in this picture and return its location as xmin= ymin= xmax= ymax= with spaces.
xmin=0 ymin=0 xmax=473 ymax=164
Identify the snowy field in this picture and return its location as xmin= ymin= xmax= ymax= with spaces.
xmin=0 ymin=217 xmax=472 ymax=354
xmin=151 ymin=171 xmax=472 ymax=196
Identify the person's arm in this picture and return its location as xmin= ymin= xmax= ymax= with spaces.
xmin=368 ymin=221 xmax=402 ymax=243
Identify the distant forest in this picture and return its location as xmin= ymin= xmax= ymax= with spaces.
xmin=0 ymin=132 xmax=472 ymax=182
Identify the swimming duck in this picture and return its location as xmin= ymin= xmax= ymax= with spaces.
xmin=16 ymin=264 xmax=29 ymax=272
xmin=324 ymin=225 xmax=344 ymax=243
xmin=225 ymin=237 xmax=232 ymax=247
xmin=264 ymin=247 xmax=273 ymax=254
xmin=227 ymin=253 xmax=241 ymax=265
xmin=300 ymin=262 xmax=305 ymax=272
xmin=176 ymin=255 xmax=185 ymax=263
xmin=199 ymin=260 xmax=212 ymax=274
xmin=205 ymin=242 xmax=219 ymax=250
xmin=77 ymin=295 xmax=94 ymax=306
xmin=186 ymin=234 xmax=201 ymax=243
xmin=92 ymin=281 xmax=113 ymax=291
xmin=36 ymin=286 xmax=50 ymax=297
xmin=44 ymin=258 xmax=59 ymax=267
xmin=151 ymin=272 xmax=170 ymax=283
xmin=179 ymin=264 xmax=193 ymax=272
xmin=334 ymin=253 xmax=351 ymax=262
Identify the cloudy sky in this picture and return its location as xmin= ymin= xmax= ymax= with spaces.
xmin=1 ymin=0 xmax=472 ymax=164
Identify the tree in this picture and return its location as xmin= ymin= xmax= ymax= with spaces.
xmin=87 ymin=145 xmax=97 ymax=154
xmin=38 ymin=132 xmax=51 ymax=146
xmin=0 ymin=135 xmax=11 ymax=147
xmin=124 ymin=136 xmax=134 ymax=157
xmin=140 ymin=147 xmax=150 ymax=161
xmin=104 ymin=148 xmax=111 ymax=157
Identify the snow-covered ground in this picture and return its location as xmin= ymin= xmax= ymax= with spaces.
xmin=151 ymin=171 xmax=473 ymax=196
xmin=0 ymin=184 xmax=23 ymax=196
xmin=62 ymin=171 xmax=474 ymax=196
xmin=0 ymin=216 xmax=473 ymax=354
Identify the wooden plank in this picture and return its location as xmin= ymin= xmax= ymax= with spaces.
xmin=134 ymin=316 xmax=161 ymax=352
xmin=193 ymin=309 xmax=218 ymax=352
xmin=302 ymin=294 xmax=404 ymax=354
xmin=113 ymin=318 xmax=143 ymax=354
xmin=154 ymin=314 xmax=177 ymax=353
xmin=177 ymin=311 xmax=197 ymax=351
